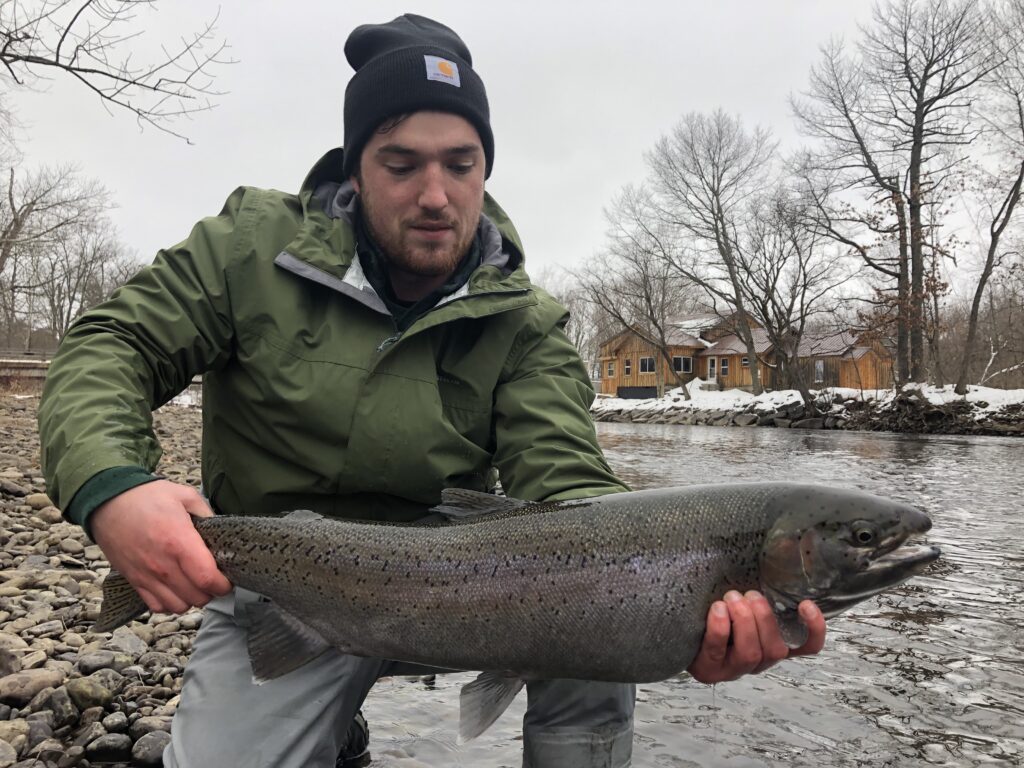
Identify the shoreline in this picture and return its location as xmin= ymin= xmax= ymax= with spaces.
xmin=591 ymin=380 xmax=1024 ymax=438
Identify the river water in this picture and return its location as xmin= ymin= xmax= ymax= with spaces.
xmin=360 ymin=423 xmax=1023 ymax=767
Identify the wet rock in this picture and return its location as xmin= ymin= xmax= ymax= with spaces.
xmin=57 ymin=540 xmax=83 ymax=556
xmin=35 ymin=507 xmax=63 ymax=525
xmin=792 ymin=417 xmax=825 ymax=430
xmin=734 ymin=413 xmax=759 ymax=426
xmin=0 ymin=670 xmax=64 ymax=706
xmin=132 ymin=729 xmax=171 ymax=765
xmin=29 ymin=737 xmax=65 ymax=761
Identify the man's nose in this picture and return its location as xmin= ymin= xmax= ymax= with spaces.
xmin=418 ymin=164 xmax=449 ymax=211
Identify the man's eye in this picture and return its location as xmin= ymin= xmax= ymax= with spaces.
xmin=386 ymin=165 xmax=414 ymax=176
xmin=450 ymin=163 xmax=475 ymax=175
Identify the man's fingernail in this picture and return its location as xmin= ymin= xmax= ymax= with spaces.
xmin=713 ymin=602 xmax=728 ymax=618
xmin=799 ymin=602 xmax=816 ymax=620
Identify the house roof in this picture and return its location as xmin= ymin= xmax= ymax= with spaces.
xmin=699 ymin=328 xmax=773 ymax=356
xmin=796 ymin=330 xmax=859 ymax=357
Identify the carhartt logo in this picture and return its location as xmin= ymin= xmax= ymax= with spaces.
xmin=424 ymin=55 xmax=460 ymax=87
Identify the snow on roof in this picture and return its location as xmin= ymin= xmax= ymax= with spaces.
xmin=700 ymin=328 xmax=773 ymax=356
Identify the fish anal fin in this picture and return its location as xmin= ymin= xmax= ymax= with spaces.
xmin=458 ymin=671 xmax=525 ymax=743
xmin=245 ymin=601 xmax=332 ymax=682
xmin=434 ymin=489 xmax=528 ymax=521
xmin=777 ymin=611 xmax=809 ymax=649
xmin=93 ymin=571 xmax=149 ymax=632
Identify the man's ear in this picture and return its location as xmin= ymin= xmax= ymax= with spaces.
xmin=350 ymin=175 xmax=361 ymax=194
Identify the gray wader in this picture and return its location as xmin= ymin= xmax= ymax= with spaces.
xmin=163 ymin=589 xmax=636 ymax=768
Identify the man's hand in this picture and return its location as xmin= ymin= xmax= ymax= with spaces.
xmin=687 ymin=590 xmax=826 ymax=684
xmin=90 ymin=480 xmax=233 ymax=615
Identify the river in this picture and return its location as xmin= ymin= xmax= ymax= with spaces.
xmin=359 ymin=423 xmax=1023 ymax=767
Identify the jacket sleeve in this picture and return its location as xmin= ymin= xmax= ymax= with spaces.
xmin=491 ymin=294 xmax=629 ymax=502
xmin=38 ymin=187 xmax=251 ymax=514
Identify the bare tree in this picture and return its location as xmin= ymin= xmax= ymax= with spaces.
xmin=0 ymin=0 xmax=230 ymax=141
xmin=644 ymin=110 xmax=777 ymax=394
xmin=953 ymin=0 xmax=1024 ymax=393
xmin=740 ymin=183 xmax=852 ymax=406
xmin=793 ymin=0 xmax=999 ymax=383
xmin=577 ymin=186 xmax=701 ymax=399
xmin=0 ymin=163 xmax=110 ymax=346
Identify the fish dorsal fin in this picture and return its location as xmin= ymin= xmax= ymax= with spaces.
xmin=93 ymin=571 xmax=149 ymax=632
xmin=433 ymin=489 xmax=529 ymax=521
xmin=283 ymin=509 xmax=323 ymax=521
xmin=245 ymin=601 xmax=332 ymax=682
xmin=459 ymin=671 xmax=525 ymax=743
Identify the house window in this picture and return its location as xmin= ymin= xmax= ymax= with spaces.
xmin=720 ymin=358 xmax=730 ymax=377
xmin=624 ymin=359 xmax=631 ymax=376
xmin=673 ymin=356 xmax=693 ymax=374
xmin=639 ymin=356 xmax=655 ymax=373
xmin=741 ymin=357 xmax=749 ymax=367
xmin=814 ymin=359 xmax=825 ymax=383
xmin=708 ymin=358 xmax=716 ymax=379
xmin=606 ymin=361 xmax=615 ymax=378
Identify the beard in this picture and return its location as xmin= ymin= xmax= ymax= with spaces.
xmin=359 ymin=191 xmax=478 ymax=280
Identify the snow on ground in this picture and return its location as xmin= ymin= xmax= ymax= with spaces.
xmin=593 ymin=378 xmax=1024 ymax=417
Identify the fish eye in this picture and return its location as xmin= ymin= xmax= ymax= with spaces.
xmin=853 ymin=526 xmax=876 ymax=545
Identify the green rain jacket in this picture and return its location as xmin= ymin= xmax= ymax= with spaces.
xmin=38 ymin=149 xmax=627 ymax=530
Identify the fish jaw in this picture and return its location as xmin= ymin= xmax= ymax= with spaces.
xmin=759 ymin=485 xmax=941 ymax=622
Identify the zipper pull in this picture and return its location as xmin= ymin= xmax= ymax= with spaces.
xmin=377 ymin=333 xmax=401 ymax=352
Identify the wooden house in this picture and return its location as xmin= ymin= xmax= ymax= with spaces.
xmin=793 ymin=331 xmax=894 ymax=391
xmin=696 ymin=328 xmax=774 ymax=390
xmin=596 ymin=320 xmax=711 ymax=398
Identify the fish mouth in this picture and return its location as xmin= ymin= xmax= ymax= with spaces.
xmin=816 ymin=542 xmax=941 ymax=618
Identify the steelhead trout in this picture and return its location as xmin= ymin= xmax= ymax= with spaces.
xmin=96 ymin=482 xmax=940 ymax=740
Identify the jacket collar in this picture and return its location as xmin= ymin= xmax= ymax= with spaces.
xmin=277 ymin=148 xmax=534 ymax=317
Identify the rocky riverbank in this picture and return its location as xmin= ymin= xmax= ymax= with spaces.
xmin=0 ymin=395 xmax=203 ymax=768
xmin=591 ymin=380 xmax=1024 ymax=437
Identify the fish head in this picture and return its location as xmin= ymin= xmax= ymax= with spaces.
xmin=758 ymin=485 xmax=940 ymax=622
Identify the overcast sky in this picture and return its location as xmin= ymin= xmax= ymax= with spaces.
xmin=10 ymin=1 xmax=875 ymax=282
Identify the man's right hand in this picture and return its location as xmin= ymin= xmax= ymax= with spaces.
xmin=90 ymin=480 xmax=233 ymax=614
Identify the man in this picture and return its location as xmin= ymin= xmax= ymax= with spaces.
xmin=38 ymin=14 xmax=826 ymax=768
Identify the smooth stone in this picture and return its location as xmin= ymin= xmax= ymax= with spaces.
xmin=132 ymin=730 xmax=171 ymax=765
xmin=28 ymin=737 xmax=65 ymax=760
xmin=45 ymin=687 xmax=78 ymax=729
xmin=85 ymin=732 xmax=132 ymax=761
xmin=35 ymin=508 xmax=63 ymax=525
xmin=18 ymin=651 xmax=45 ymax=671
xmin=23 ymin=495 xmax=52 ymax=511
xmin=0 ymin=740 xmax=15 ymax=768
xmin=70 ymin=721 xmax=105 ymax=749
xmin=0 ymin=637 xmax=27 ymax=653
xmin=61 ymin=634 xmax=83 ymax=650
xmin=100 ymin=711 xmax=128 ymax=733
xmin=137 ymin=652 xmax=180 ymax=671
xmin=86 ymin=669 xmax=124 ymax=695
xmin=65 ymin=677 xmax=112 ymax=711
xmin=56 ymin=744 xmax=84 ymax=768
xmin=178 ymin=612 xmax=203 ymax=631
xmin=0 ymin=720 xmax=28 ymax=751
xmin=105 ymin=628 xmax=147 ymax=659
xmin=0 ymin=670 xmax=63 ymax=706
xmin=82 ymin=546 xmax=103 ymax=561
xmin=78 ymin=706 xmax=105 ymax=728
xmin=58 ymin=540 xmax=83 ymax=556
xmin=23 ymin=622 xmax=62 ymax=639
xmin=128 ymin=715 xmax=171 ymax=741
xmin=25 ymin=716 xmax=52 ymax=750
xmin=0 ymin=650 xmax=19 ymax=679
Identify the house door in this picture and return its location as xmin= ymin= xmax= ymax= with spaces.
xmin=708 ymin=358 xmax=716 ymax=381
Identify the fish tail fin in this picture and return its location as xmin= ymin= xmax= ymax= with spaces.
xmin=458 ymin=671 xmax=525 ymax=743
xmin=93 ymin=570 xmax=149 ymax=631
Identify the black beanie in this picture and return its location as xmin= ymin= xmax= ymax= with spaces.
xmin=342 ymin=14 xmax=494 ymax=180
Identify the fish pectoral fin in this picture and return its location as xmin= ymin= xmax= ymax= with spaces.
xmin=245 ymin=601 xmax=332 ymax=682
xmin=458 ymin=671 xmax=525 ymax=743
xmin=777 ymin=611 xmax=809 ymax=649
xmin=93 ymin=570 xmax=149 ymax=632
xmin=434 ymin=489 xmax=528 ymax=521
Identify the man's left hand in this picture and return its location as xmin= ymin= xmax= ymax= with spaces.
xmin=687 ymin=590 xmax=826 ymax=684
